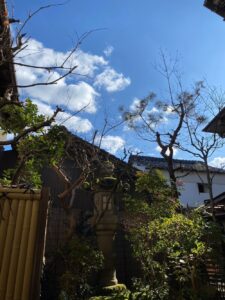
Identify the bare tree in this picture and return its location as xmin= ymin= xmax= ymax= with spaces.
xmin=176 ymin=89 xmax=225 ymax=219
xmin=122 ymin=53 xmax=203 ymax=197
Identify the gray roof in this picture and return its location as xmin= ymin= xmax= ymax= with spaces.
xmin=129 ymin=155 xmax=225 ymax=174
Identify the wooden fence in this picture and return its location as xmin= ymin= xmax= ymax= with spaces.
xmin=206 ymin=258 xmax=225 ymax=299
xmin=0 ymin=187 xmax=49 ymax=300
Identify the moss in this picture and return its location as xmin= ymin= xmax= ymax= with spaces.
xmin=89 ymin=297 xmax=111 ymax=300
xmin=82 ymin=181 xmax=91 ymax=190
xmin=89 ymin=284 xmax=130 ymax=300
xmin=89 ymin=284 xmax=129 ymax=299
xmin=102 ymin=284 xmax=127 ymax=295
xmin=98 ymin=177 xmax=117 ymax=189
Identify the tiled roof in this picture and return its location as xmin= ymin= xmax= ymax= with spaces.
xmin=129 ymin=155 xmax=225 ymax=174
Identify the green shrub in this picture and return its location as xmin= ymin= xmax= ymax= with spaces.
xmin=59 ymin=236 xmax=104 ymax=300
xmin=123 ymin=170 xmax=224 ymax=299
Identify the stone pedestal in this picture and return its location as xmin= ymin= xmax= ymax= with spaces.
xmin=94 ymin=191 xmax=118 ymax=287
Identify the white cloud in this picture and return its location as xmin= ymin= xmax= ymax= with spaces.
xmin=16 ymin=38 xmax=107 ymax=77
xmin=104 ymin=45 xmax=114 ymax=57
xmin=149 ymin=107 xmax=159 ymax=114
xmin=164 ymin=105 xmax=174 ymax=115
xmin=13 ymin=38 xmax=132 ymax=140
xmin=130 ymin=98 xmax=160 ymax=115
xmin=75 ymin=50 xmax=107 ymax=76
xmin=18 ymin=76 xmax=99 ymax=113
xmin=155 ymin=145 xmax=178 ymax=156
xmin=57 ymin=111 xmax=93 ymax=133
xmin=15 ymin=39 xmax=100 ymax=114
xmin=130 ymin=98 xmax=141 ymax=111
xmin=33 ymin=100 xmax=53 ymax=117
xmin=33 ymin=100 xmax=93 ymax=133
xmin=94 ymin=67 xmax=131 ymax=92
xmin=95 ymin=135 xmax=125 ymax=154
xmin=123 ymin=124 xmax=131 ymax=132
xmin=209 ymin=157 xmax=225 ymax=169
xmin=129 ymin=98 xmax=171 ymax=128
xmin=15 ymin=38 xmax=130 ymax=116
xmin=129 ymin=98 xmax=169 ymax=128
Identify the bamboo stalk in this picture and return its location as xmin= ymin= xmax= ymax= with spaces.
xmin=0 ymin=199 xmax=19 ymax=299
xmin=0 ymin=199 xmax=10 ymax=272
xmin=21 ymin=199 xmax=40 ymax=300
xmin=5 ymin=199 xmax=26 ymax=300
xmin=13 ymin=199 xmax=33 ymax=300
xmin=30 ymin=188 xmax=50 ymax=300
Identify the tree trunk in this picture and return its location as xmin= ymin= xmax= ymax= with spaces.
xmin=204 ymin=159 xmax=215 ymax=221
xmin=167 ymin=158 xmax=179 ymax=198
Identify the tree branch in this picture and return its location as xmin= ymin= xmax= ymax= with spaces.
xmin=0 ymin=106 xmax=62 ymax=146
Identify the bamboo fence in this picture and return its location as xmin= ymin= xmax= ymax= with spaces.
xmin=0 ymin=187 xmax=49 ymax=300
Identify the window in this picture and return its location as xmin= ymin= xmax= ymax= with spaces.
xmin=197 ymin=183 xmax=209 ymax=193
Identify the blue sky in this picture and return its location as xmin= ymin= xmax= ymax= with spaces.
xmin=11 ymin=0 xmax=225 ymax=165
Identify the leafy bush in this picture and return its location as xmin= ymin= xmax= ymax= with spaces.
xmin=0 ymin=99 xmax=67 ymax=187
xmin=58 ymin=236 xmax=104 ymax=300
xmin=123 ymin=170 xmax=223 ymax=299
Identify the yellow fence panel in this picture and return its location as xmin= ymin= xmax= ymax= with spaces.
xmin=0 ymin=188 xmax=49 ymax=300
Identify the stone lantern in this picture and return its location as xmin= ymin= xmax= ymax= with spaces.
xmin=92 ymin=161 xmax=118 ymax=287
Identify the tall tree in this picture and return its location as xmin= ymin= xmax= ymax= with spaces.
xmin=122 ymin=54 xmax=203 ymax=197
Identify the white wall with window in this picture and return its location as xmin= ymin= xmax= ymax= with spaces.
xmin=132 ymin=162 xmax=225 ymax=207
xmin=160 ymin=170 xmax=225 ymax=207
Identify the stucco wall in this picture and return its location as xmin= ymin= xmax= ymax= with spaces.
xmin=132 ymin=163 xmax=225 ymax=207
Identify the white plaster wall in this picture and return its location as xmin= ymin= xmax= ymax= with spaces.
xmin=132 ymin=162 xmax=225 ymax=207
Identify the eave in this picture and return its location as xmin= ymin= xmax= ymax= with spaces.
xmin=203 ymin=108 xmax=225 ymax=136
xmin=204 ymin=0 xmax=225 ymax=19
